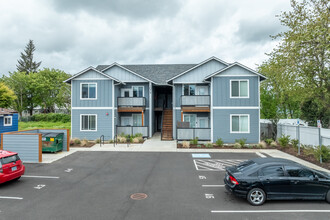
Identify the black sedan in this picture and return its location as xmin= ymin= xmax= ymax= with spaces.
xmin=224 ymin=158 xmax=330 ymax=205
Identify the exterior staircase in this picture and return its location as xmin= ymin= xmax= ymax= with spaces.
xmin=161 ymin=109 xmax=173 ymax=140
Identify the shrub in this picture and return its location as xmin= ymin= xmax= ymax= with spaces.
xmin=235 ymin=138 xmax=247 ymax=148
xmin=234 ymin=143 xmax=241 ymax=149
xmin=136 ymin=136 xmax=144 ymax=143
xmin=31 ymin=113 xmax=70 ymax=123
xmin=215 ymin=138 xmax=224 ymax=147
xmin=95 ymin=138 xmax=100 ymax=144
xmin=182 ymin=141 xmax=190 ymax=148
xmin=197 ymin=144 xmax=202 ymax=148
xmin=190 ymin=137 xmax=198 ymax=145
xmin=132 ymin=138 xmax=140 ymax=143
xmin=314 ymin=145 xmax=330 ymax=162
xmin=134 ymin=133 xmax=143 ymax=137
xmin=303 ymin=145 xmax=315 ymax=156
xmin=265 ymin=138 xmax=273 ymax=145
xmin=270 ymin=141 xmax=277 ymax=148
xmin=69 ymin=139 xmax=75 ymax=146
xmin=74 ymin=138 xmax=81 ymax=145
xmin=118 ymin=136 xmax=127 ymax=143
xmin=206 ymin=142 xmax=213 ymax=148
xmin=278 ymin=135 xmax=290 ymax=147
xmin=108 ymin=139 xmax=114 ymax=143
xmin=291 ymin=139 xmax=299 ymax=149
xmin=80 ymin=138 xmax=89 ymax=147
xmin=258 ymin=141 xmax=267 ymax=149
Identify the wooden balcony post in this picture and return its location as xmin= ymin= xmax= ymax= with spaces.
xmin=142 ymin=111 xmax=144 ymax=126
xmin=181 ymin=111 xmax=183 ymax=122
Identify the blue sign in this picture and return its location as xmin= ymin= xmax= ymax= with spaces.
xmin=192 ymin=154 xmax=211 ymax=158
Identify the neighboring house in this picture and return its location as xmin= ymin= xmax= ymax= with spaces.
xmin=0 ymin=108 xmax=18 ymax=142
xmin=64 ymin=57 xmax=266 ymax=143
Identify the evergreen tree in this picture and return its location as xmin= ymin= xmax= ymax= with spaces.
xmin=16 ymin=39 xmax=42 ymax=74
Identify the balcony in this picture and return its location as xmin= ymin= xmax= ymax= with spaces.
xmin=116 ymin=126 xmax=149 ymax=137
xmin=180 ymin=95 xmax=210 ymax=112
xmin=176 ymin=128 xmax=211 ymax=141
xmin=117 ymin=97 xmax=146 ymax=112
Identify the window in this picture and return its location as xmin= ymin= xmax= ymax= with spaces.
xmin=4 ymin=116 xmax=12 ymax=126
xmin=81 ymin=83 xmax=97 ymax=99
xmin=183 ymin=114 xmax=197 ymax=128
xmin=133 ymin=114 xmax=142 ymax=126
xmin=197 ymin=86 xmax=208 ymax=95
xmin=261 ymin=166 xmax=285 ymax=177
xmin=285 ymin=166 xmax=314 ymax=178
xmin=81 ymin=115 xmax=97 ymax=131
xmin=133 ymin=86 xmax=143 ymax=97
xmin=183 ymin=85 xmax=196 ymax=96
xmin=230 ymin=80 xmax=249 ymax=98
xmin=121 ymin=117 xmax=132 ymax=126
xmin=231 ymin=114 xmax=249 ymax=133
xmin=198 ymin=117 xmax=209 ymax=128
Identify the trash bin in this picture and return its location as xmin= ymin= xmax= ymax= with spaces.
xmin=41 ymin=132 xmax=64 ymax=153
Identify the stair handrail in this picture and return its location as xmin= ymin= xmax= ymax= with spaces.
xmin=161 ymin=110 xmax=164 ymax=140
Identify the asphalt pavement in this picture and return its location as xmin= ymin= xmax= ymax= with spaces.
xmin=0 ymin=152 xmax=329 ymax=220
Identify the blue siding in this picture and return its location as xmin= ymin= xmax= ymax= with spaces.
xmin=213 ymin=109 xmax=259 ymax=144
xmin=175 ymin=85 xmax=182 ymax=107
xmin=75 ymin=69 xmax=108 ymax=79
xmin=72 ymin=80 xmax=113 ymax=107
xmin=0 ymin=113 xmax=18 ymax=142
xmin=72 ymin=109 xmax=112 ymax=140
xmin=213 ymin=76 xmax=258 ymax=107
xmin=103 ymin=65 xmax=147 ymax=82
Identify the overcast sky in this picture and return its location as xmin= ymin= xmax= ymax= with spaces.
xmin=0 ymin=0 xmax=292 ymax=76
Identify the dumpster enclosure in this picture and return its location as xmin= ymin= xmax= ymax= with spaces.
xmin=0 ymin=129 xmax=70 ymax=163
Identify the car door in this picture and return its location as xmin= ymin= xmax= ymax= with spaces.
xmin=285 ymin=165 xmax=327 ymax=199
xmin=259 ymin=165 xmax=291 ymax=199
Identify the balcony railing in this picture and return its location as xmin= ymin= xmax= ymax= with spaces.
xmin=176 ymin=128 xmax=211 ymax=141
xmin=181 ymin=95 xmax=210 ymax=107
xmin=116 ymin=126 xmax=149 ymax=137
xmin=117 ymin=97 xmax=146 ymax=107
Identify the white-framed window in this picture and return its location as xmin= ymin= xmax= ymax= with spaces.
xmin=183 ymin=84 xmax=196 ymax=96
xmin=132 ymin=86 xmax=144 ymax=97
xmin=80 ymin=114 xmax=97 ymax=131
xmin=121 ymin=88 xmax=131 ymax=97
xmin=4 ymin=116 xmax=12 ymax=126
xmin=230 ymin=80 xmax=249 ymax=98
xmin=230 ymin=114 xmax=249 ymax=133
xmin=183 ymin=114 xmax=197 ymax=128
xmin=80 ymin=83 xmax=97 ymax=100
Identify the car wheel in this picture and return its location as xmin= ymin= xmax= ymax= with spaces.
xmin=326 ymin=190 xmax=330 ymax=203
xmin=247 ymin=188 xmax=266 ymax=206
xmin=14 ymin=176 xmax=21 ymax=181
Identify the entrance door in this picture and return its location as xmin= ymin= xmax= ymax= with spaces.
xmin=198 ymin=117 xmax=208 ymax=128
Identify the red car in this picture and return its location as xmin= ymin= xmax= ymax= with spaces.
xmin=0 ymin=150 xmax=25 ymax=184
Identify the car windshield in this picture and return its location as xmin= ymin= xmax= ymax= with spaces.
xmin=236 ymin=160 xmax=256 ymax=171
xmin=0 ymin=155 xmax=19 ymax=165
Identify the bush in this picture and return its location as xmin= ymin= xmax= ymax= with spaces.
xmin=74 ymin=138 xmax=81 ymax=145
xmin=80 ymin=138 xmax=89 ymax=147
xmin=109 ymin=139 xmax=114 ymax=143
xmin=234 ymin=143 xmax=241 ymax=149
xmin=291 ymin=139 xmax=299 ymax=149
xmin=118 ymin=136 xmax=127 ymax=143
xmin=206 ymin=142 xmax=213 ymax=148
xmin=134 ymin=133 xmax=143 ymax=138
xmin=182 ymin=141 xmax=190 ymax=148
xmin=270 ymin=141 xmax=277 ymax=148
xmin=95 ymin=138 xmax=100 ymax=144
xmin=314 ymin=145 xmax=330 ymax=162
xmin=278 ymin=135 xmax=290 ymax=147
xmin=235 ymin=138 xmax=247 ymax=148
xmin=258 ymin=141 xmax=267 ymax=149
xmin=132 ymin=138 xmax=140 ymax=143
xmin=197 ymin=144 xmax=202 ymax=148
xmin=265 ymin=138 xmax=273 ymax=145
xmin=215 ymin=138 xmax=224 ymax=147
xmin=31 ymin=113 xmax=70 ymax=123
xmin=190 ymin=137 xmax=198 ymax=145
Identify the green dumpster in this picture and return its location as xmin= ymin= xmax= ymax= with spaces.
xmin=41 ymin=132 xmax=64 ymax=153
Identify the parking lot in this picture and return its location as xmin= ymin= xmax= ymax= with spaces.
xmin=0 ymin=151 xmax=329 ymax=220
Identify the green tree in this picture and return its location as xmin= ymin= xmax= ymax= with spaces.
xmin=31 ymin=68 xmax=71 ymax=113
xmin=0 ymin=82 xmax=17 ymax=108
xmin=16 ymin=39 xmax=42 ymax=74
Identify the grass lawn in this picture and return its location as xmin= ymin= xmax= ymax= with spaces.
xmin=19 ymin=121 xmax=71 ymax=131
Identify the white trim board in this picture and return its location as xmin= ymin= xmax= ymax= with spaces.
xmin=72 ymin=107 xmax=113 ymax=110
xmin=73 ymin=78 xmax=111 ymax=80
xmin=212 ymin=106 xmax=259 ymax=109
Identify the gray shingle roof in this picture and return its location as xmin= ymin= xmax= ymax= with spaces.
xmin=96 ymin=64 xmax=197 ymax=84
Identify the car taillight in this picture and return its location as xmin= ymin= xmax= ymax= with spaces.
xmin=229 ymin=176 xmax=239 ymax=185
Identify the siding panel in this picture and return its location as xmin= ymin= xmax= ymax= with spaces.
xmin=103 ymin=66 xmax=147 ymax=82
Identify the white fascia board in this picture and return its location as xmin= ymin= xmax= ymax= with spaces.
xmin=101 ymin=62 xmax=157 ymax=85
xmin=166 ymin=56 xmax=229 ymax=83
xmin=72 ymin=107 xmax=114 ymax=110
xmin=204 ymin=62 xmax=267 ymax=81
xmin=213 ymin=106 xmax=259 ymax=109
xmin=64 ymin=66 xmax=124 ymax=84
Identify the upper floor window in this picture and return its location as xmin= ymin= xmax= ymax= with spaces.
xmin=133 ymin=86 xmax=143 ymax=97
xmin=230 ymin=114 xmax=249 ymax=133
xmin=230 ymin=80 xmax=249 ymax=98
xmin=4 ymin=116 xmax=12 ymax=126
xmin=81 ymin=83 xmax=97 ymax=99
xmin=183 ymin=85 xmax=195 ymax=96
xmin=183 ymin=85 xmax=208 ymax=96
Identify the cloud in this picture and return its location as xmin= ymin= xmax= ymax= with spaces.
xmin=0 ymin=0 xmax=292 ymax=76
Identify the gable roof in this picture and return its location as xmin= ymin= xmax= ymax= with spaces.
xmin=166 ymin=57 xmax=229 ymax=83
xmin=96 ymin=63 xmax=196 ymax=85
xmin=64 ymin=66 xmax=123 ymax=84
xmin=204 ymin=62 xmax=267 ymax=81
xmin=0 ymin=108 xmax=17 ymax=116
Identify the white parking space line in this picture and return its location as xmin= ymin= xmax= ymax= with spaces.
xmin=211 ymin=210 xmax=330 ymax=213
xmin=22 ymin=175 xmax=59 ymax=179
xmin=0 ymin=196 xmax=23 ymax=200
xmin=256 ymin=152 xmax=266 ymax=158
xmin=194 ymin=159 xmax=246 ymax=171
xmin=202 ymin=185 xmax=225 ymax=187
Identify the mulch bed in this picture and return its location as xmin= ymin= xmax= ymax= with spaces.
xmin=177 ymin=144 xmax=330 ymax=170
xmin=70 ymin=143 xmax=95 ymax=148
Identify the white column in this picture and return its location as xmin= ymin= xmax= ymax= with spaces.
xmin=210 ymin=78 xmax=213 ymax=142
xmin=149 ymin=82 xmax=152 ymax=138
xmin=112 ymin=80 xmax=115 ymax=139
